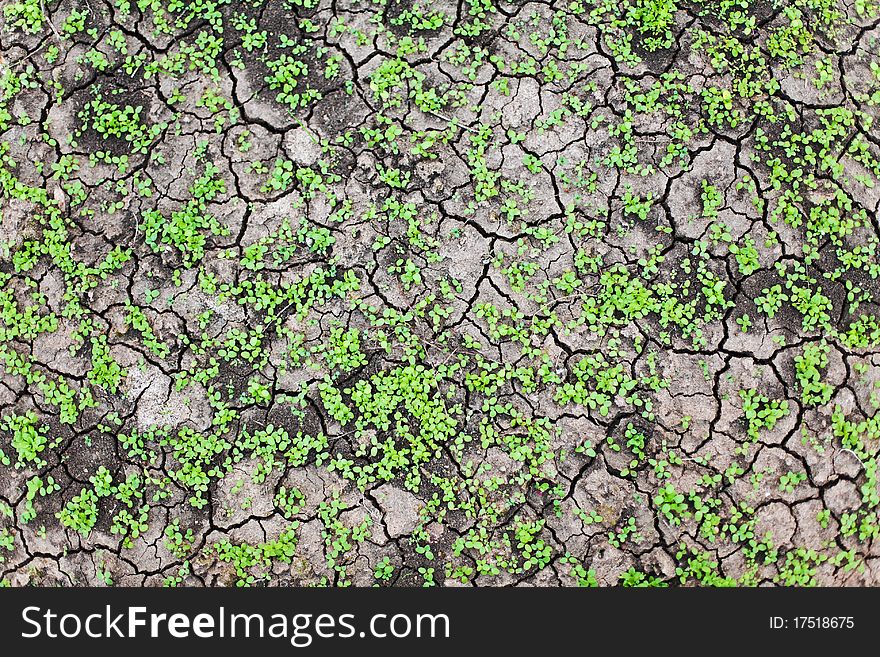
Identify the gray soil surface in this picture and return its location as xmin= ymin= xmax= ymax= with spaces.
xmin=1 ymin=0 xmax=880 ymax=587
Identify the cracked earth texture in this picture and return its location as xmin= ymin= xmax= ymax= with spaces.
xmin=0 ymin=0 xmax=879 ymax=588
